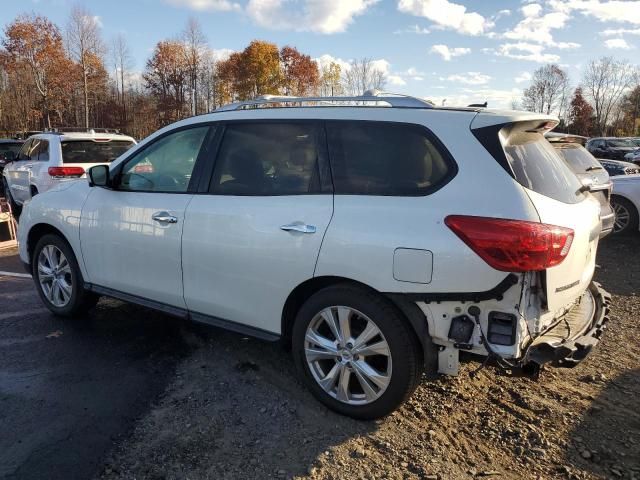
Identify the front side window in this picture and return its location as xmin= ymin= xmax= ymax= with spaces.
xmin=210 ymin=123 xmax=321 ymax=195
xmin=119 ymin=126 xmax=209 ymax=193
xmin=607 ymin=139 xmax=635 ymax=148
xmin=326 ymin=121 xmax=454 ymax=196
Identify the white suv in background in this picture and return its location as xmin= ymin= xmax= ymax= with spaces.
xmin=17 ymin=94 xmax=610 ymax=419
xmin=3 ymin=129 xmax=135 ymax=216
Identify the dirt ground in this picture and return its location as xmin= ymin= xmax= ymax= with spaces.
xmin=98 ymin=235 xmax=640 ymax=480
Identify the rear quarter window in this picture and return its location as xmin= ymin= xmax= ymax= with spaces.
xmin=503 ymin=132 xmax=584 ymax=204
xmin=326 ymin=121 xmax=456 ymax=196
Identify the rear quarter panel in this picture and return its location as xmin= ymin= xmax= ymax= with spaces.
xmin=314 ymin=109 xmax=541 ymax=294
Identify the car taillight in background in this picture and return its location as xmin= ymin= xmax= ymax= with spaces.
xmin=48 ymin=166 xmax=85 ymax=178
xmin=445 ymin=215 xmax=574 ymax=272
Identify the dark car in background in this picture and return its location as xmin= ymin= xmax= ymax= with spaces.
xmin=586 ymin=137 xmax=638 ymax=160
xmin=599 ymin=159 xmax=640 ymax=176
xmin=546 ymin=132 xmax=615 ymax=237
xmin=0 ymin=139 xmax=24 ymax=172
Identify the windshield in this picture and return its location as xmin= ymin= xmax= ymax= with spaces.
xmin=61 ymin=140 xmax=134 ymax=163
xmin=554 ymin=144 xmax=601 ymax=173
xmin=607 ymin=139 xmax=635 ymax=148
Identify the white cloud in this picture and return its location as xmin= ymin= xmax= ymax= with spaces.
xmin=430 ymin=44 xmax=471 ymax=61
xmin=209 ymin=48 xmax=235 ymax=62
xmin=394 ymin=24 xmax=431 ymax=34
xmin=370 ymin=58 xmax=391 ymax=74
xmin=549 ymin=0 xmax=640 ymax=25
xmin=164 ymin=0 xmax=241 ymax=11
xmin=515 ymin=71 xmax=532 ymax=83
xmin=502 ymin=3 xmax=580 ymax=48
xmin=427 ymin=87 xmax=522 ymax=109
xmin=314 ymin=54 xmax=352 ymax=72
xmin=495 ymin=42 xmax=561 ymax=63
xmin=387 ymin=75 xmax=407 ymax=86
xmin=246 ymin=0 xmax=378 ymax=34
xmin=605 ymin=37 xmax=634 ymax=49
xmin=92 ymin=15 xmax=103 ymax=28
xmin=444 ymin=72 xmax=491 ymax=85
xmin=397 ymin=0 xmax=493 ymax=35
xmin=600 ymin=27 xmax=640 ymax=35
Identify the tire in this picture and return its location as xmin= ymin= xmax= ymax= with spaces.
xmin=32 ymin=234 xmax=99 ymax=317
xmin=611 ymin=196 xmax=638 ymax=235
xmin=292 ymin=284 xmax=423 ymax=420
xmin=3 ymin=179 xmax=21 ymax=219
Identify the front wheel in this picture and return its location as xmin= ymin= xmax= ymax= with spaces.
xmin=292 ymin=284 xmax=423 ymax=419
xmin=32 ymin=234 xmax=99 ymax=317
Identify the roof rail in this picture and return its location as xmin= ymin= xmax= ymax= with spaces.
xmin=216 ymin=90 xmax=434 ymax=112
xmin=43 ymin=127 xmax=121 ymax=134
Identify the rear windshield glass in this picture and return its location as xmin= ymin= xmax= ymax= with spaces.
xmin=504 ymin=132 xmax=584 ymax=204
xmin=61 ymin=140 xmax=133 ymax=163
xmin=553 ymin=144 xmax=601 ymax=173
xmin=0 ymin=143 xmax=22 ymax=155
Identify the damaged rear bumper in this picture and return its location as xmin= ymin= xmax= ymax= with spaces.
xmin=524 ymin=281 xmax=611 ymax=368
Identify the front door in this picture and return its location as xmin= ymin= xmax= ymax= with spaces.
xmin=79 ymin=125 xmax=212 ymax=308
xmin=182 ymin=121 xmax=334 ymax=334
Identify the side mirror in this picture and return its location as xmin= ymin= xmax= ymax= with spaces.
xmin=88 ymin=165 xmax=110 ymax=188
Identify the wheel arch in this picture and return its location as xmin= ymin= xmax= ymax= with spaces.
xmin=26 ymin=223 xmax=68 ymax=265
xmin=281 ymin=275 xmax=434 ymax=368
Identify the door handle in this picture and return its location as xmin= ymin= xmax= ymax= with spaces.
xmin=280 ymin=223 xmax=316 ymax=234
xmin=152 ymin=212 xmax=178 ymax=224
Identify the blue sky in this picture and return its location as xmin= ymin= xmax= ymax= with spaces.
xmin=3 ymin=0 xmax=640 ymax=108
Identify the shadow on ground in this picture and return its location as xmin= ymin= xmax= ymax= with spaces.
xmin=566 ymin=368 xmax=640 ymax=479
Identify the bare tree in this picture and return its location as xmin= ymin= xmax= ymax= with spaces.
xmin=66 ymin=5 xmax=104 ymax=128
xmin=182 ymin=17 xmax=207 ymax=115
xmin=111 ymin=33 xmax=131 ymax=126
xmin=521 ymin=64 xmax=570 ymax=116
xmin=343 ymin=58 xmax=387 ymax=96
xmin=582 ymin=57 xmax=637 ymax=135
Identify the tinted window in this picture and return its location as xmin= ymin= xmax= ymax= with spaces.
xmin=553 ymin=144 xmax=601 ymax=173
xmin=0 ymin=143 xmax=22 ymax=156
xmin=17 ymin=139 xmax=33 ymax=160
xmin=504 ymin=132 xmax=584 ymax=204
xmin=119 ymin=126 xmax=208 ymax=193
xmin=61 ymin=140 xmax=134 ymax=164
xmin=326 ymin=121 xmax=453 ymax=196
xmin=36 ymin=140 xmax=49 ymax=161
xmin=210 ymin=123 xmax=321 ymax=195
xmin=607 ymin=139 xmax=635 ymax=148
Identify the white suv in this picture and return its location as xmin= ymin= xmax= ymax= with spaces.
xmin=17 ymin=94 xmax=610 ymax=419
xmin=3 ymin=129 xmax=135 ymax=216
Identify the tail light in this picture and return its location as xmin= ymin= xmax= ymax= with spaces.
xmin=48 ymin=166 xmax=85 ymax=178
xmin=445 ymin=215 xmax=574 ymax=272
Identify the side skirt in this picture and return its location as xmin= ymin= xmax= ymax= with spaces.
xmin=85 ymin=283 xmax=281 ymax=342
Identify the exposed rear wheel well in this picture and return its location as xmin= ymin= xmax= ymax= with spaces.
xmin=281 ymin=276 xmax=431 ymax=366
xmin=27 ymin=224 xmax=66 ymax=264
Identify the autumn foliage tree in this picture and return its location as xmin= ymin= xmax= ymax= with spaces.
xmin=281 ymin=46 xmax=319 ymax=96
xmin=3 ymin=14 xmax=70 ymax=128
xmin=567 ymin=87 xmax=594 ymax=136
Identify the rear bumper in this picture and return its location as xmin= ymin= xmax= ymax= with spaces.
xmin=600 ymin=211 xmax=615 ymax=238
xmin=524 ymin=282 xmax=610 ymax=368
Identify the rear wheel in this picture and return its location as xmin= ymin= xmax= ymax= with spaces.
xmin=292 ymin=284 xmax=423 ymax=419
xmin=611 ymin=196 xmax=638 ymax=234
xmin=32 ymin=234 xmax=99 ymax=317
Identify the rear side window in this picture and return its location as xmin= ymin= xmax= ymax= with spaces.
xmin=326 ymin=121 xmax=454 ymax=196
xmin=17 ymin=139 xmax=33 ymax=160
xmin=36 ymin=140 xmax=49 ymax=161
xmin=504 ymin=133 xmax=584 ymax=204
xmin=61 ymin=140 xmax=134 ymax=163
xmin=210 ymin=123 xmax=322 ymax=195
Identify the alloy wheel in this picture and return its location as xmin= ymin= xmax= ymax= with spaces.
xmin=304 ymin=306 xmax=392 ymax=405
xmin=37 ymin=245 xmax=73 ymax=307
xmin=613 ymin=202 xmax=630 ymax=233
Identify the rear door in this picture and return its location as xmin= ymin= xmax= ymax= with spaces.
xmin=181 ymin=121 xmax=333 ymax=335
xmin=502 ymin=128 xmax=600 ymax=313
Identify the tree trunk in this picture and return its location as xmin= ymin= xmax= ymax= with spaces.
xmin=83 ymin=60 xmax=89 ymax=128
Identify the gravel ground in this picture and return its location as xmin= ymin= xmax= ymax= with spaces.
xmin=98 ymin=235 xmax=640 ymax=480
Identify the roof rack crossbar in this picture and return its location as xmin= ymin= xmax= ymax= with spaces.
xmin=216 ymin=90 xmax=434 ymax=112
